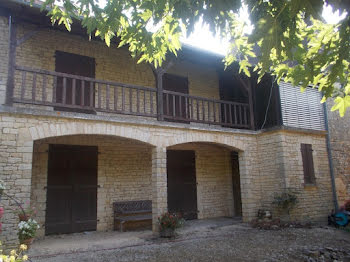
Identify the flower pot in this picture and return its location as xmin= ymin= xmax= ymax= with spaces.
xmin=18 ymin=213 xmax=30 ymax=222
xmin=160 ymin=228 xmax=175 ymax=238
xmin=20 ymin=238 xmax=34 ymax=249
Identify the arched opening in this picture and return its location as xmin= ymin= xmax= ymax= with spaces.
xmin=31 ymin=134 xmax=154 ymax=237
xmin=166 ymin=142 xmax=243 ymax=220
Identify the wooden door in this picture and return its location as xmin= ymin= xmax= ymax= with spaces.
xmin=163 ymin=74 xmax=189 ymax=122
xmin=167 ymin=150 xmax=197 ymax=220
xmin=46 ymin=145 xmax=98 ymax=235
xmin=55 ymin=51 xmax=95 ymax=113
xmin=231 ymin=152 xmax=242 ymax=216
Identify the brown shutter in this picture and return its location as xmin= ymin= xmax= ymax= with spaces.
xmin=55 ymin=51 xmax=96 ymax=113
xmin=301 ymin=143 xmax=316 ymax=184
xmin=163 ymin=73 xmax=189 ymax=122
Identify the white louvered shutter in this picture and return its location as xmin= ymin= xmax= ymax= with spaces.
xmin=279 ymin=82 xmax=325 ymax=131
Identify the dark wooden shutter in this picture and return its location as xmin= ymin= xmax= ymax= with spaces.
xmin=55 ymin=51 xmax=96 ymax=113
xmin=301 ymin=143 xmax=316 ymax=184
xmin=163 ymin=73 xmax=189 ymax=122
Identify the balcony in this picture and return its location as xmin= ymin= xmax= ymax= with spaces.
xmin=10 ymin=65 xmax=253 ymax=129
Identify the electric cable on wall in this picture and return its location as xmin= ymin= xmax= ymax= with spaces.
xmin=260 ymin=76 xmax=276 ymax=130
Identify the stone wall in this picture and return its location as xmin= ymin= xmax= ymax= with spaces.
xmin=257 ymin=130 xmax=333 ymax=221
xmin=327 ymin=100 xmax=350 ymax=205
xmin=280 ymin=131 xmax=333 ymax=221
xmin=0 ymin=111 xmax=262 ymax=247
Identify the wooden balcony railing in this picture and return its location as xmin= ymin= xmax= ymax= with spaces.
xmin=12 ymin=66 xmax=252 ymax=129
xmin=13 ymin=66 xmax=158 ymax=117
xmin=163 ymin=90 xmax=251 ymax=128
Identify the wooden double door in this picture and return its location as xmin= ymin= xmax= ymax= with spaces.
xmin=167 ymin=150 xmax=198 ymax=220
xmin=45 ymin=145 xmax=98 ymax=235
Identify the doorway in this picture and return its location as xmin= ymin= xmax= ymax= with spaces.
xmin=167 ymin=150 xmax=197 ymax=219
xmin=45 ymin=144 xmax=98 ymax=235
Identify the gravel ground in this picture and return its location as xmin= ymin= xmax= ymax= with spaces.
xmin=29 ymin=221 xmax=350 ymax=262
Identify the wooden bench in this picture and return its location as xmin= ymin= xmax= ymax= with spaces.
xmin=113 ymin=200 xmax=152 ymax=232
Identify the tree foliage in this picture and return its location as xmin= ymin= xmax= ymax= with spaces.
xmin=38 ymin=0 xmax=350 ymax=116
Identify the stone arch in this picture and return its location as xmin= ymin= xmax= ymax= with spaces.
xmin=163 ymin=133 xmax=247 ymax=152
xmin=165 ymin=141 xmax=245 ymax=220
xmin=24 ymin=121 xmax=158 ymax=146
xmin=167 ymin=141 xmax=243 ymax=152
xmin=30 ymin=132 xmax=155 ymax=237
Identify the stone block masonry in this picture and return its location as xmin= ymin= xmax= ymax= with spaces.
xmin=327 ymin=100 xmax=350 ymax=205
xmin=0 ymin=111 xmax=333 ymax=248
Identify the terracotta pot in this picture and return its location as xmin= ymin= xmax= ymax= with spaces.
xmin=18 ymin=213 xmax=30 ymax=221
xmin=159 ymin=228 xmax=175 ymax=238
xmin=20 ymin=238 xmax=34 ymax=249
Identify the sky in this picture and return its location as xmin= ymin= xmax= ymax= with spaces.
xmin=182 ymin=4 xmax=347 ymax=55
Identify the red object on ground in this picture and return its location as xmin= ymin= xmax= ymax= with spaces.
xmin=0 ymin=207 xmax=3 ymax=218
xmin=344 ymin=200 xmax=350 ymax=211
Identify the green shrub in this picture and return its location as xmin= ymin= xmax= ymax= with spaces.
xmin=273 ymin=189 xmax=298 ymax=216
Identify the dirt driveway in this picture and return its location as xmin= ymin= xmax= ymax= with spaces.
xmin=29 ymin=219 xmax=350 ymax=262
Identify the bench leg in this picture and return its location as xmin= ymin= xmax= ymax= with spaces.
xmin=120 ymin=221 xmax=124 ymax=232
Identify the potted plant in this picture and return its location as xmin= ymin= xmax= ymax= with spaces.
xmin=17 ymin=205 xmax=36 ymax=222
xmin=18 ymin=218 xmax=40 ymax=248
xmin=158 ymin=212 xmax=184 ymax=238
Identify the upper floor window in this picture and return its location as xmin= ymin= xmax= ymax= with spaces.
xmin=279 ymin=82 xmax=325 ymax=131
xmin=55 ymin=51 xmax=95 ymax=113
xmin=162 ymin=73 xmax=189 ymax=123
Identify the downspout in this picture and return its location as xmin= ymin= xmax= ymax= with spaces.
xmin=323 ymin=102 xmax=339 ymax=211
xmin=5 ymin=14 xmax=13 ymax=105
xmin=5 ymin=14 xmax=16 ymax=106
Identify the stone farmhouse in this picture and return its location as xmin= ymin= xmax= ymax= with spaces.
xmin=0 ymin=0 xmax=348 ymax=248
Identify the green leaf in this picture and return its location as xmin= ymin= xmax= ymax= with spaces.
xmin=239 ymin=60 xmax=251 ymax=77
xmin=331 ymin=96 xmax=350 ymax=117
xmin=105 ymin=33 xmax=111 ymax=47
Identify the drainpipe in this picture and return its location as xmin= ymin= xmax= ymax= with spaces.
xmin=323 ymin=102 xmax=339 ymax=211
xmin=6 ymin=14 xmax=16 ymax=106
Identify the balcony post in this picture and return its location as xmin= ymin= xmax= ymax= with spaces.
xmin=247 ymin=81 xmax=255 ymax=130
xmin=156 ymin=70 xmax=164 ymax=121
xmin=5 ymin=15 xmax=16 ymax=106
